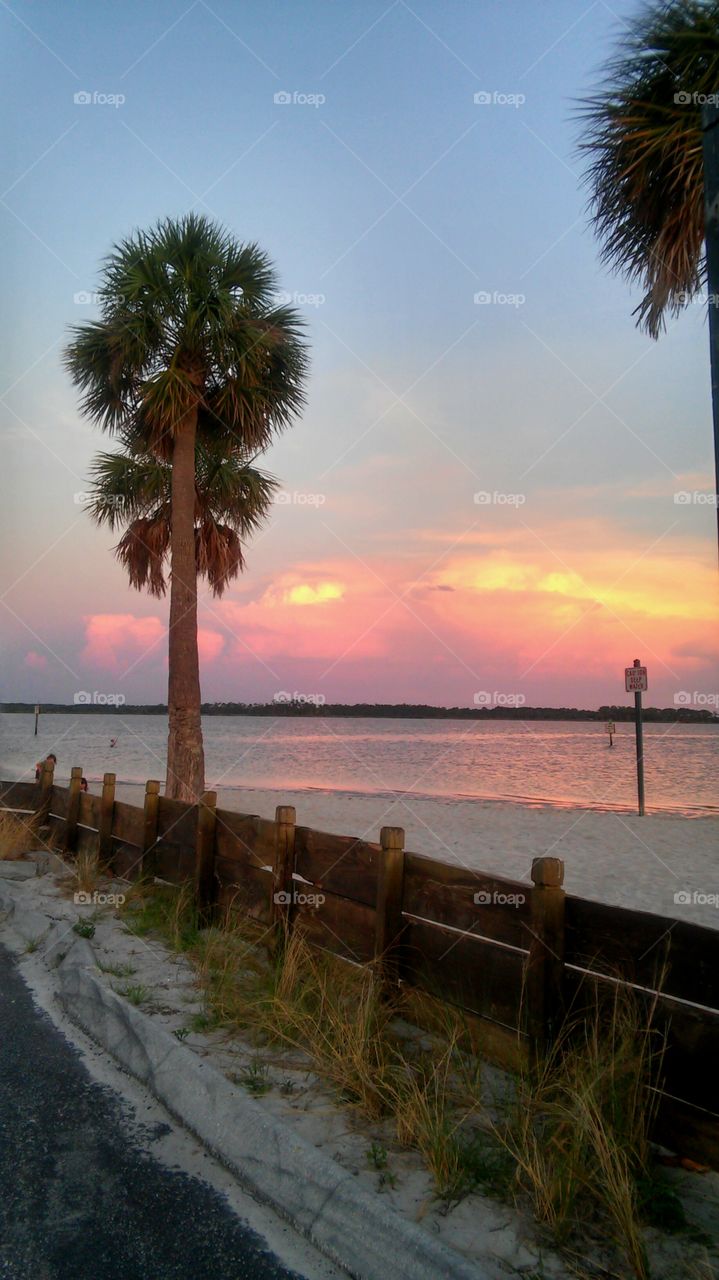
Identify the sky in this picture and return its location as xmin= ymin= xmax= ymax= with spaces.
xmin=1 ymin=0 xmax=718 ymax=712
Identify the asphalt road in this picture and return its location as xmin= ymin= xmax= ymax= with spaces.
xmin=0 ymin=944 xmax=313 ymax=1280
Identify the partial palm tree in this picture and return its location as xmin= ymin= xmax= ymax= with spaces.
xmin=579 ymin=0 xmax=719 ymax=336
xmin=579 ymin=0 xmax=719 ymax=549
xmin=65 ymin=215 xmax=308 ymax=800
xmin=87 ymin=432 xmax=277 ymax=598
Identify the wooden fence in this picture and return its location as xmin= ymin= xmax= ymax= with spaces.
xmin=3 ymin=761 xmax=719 ymax=1168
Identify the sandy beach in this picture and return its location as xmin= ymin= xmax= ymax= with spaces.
xmin=114 ymin=780 xmax=719 ymax=930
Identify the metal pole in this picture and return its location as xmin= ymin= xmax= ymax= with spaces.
xmin=634 ymin=690 xmax=645 ymax=817
xmin=34 ymin=704 xmax=39 ymax=736
xmin=701 ymin=102 xmax=719 ymax=558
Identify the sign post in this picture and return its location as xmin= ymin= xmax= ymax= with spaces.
xmin=624 ymin=660 xmax=647 ymax=816
xmin=605 ymin=720 xmax=615 ymax=748
xmin=34 ymin=704 xmax=40 ymax=737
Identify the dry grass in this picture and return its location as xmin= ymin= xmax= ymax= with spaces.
xmin=497 ymin=983 xmax=664 ymax=1278
xmin=0 ymin=809 xmax=37 ymax=859
xmin=119 ymin=885 xmax=695 ymax=1279
xmin=74 ymin=848 xmax=103 ymax=893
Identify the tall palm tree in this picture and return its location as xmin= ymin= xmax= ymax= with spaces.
xmin=65 ymin=215 xmax=308 ymax=801
xmin=579 ymin=0 xmax=719 ymax=549
xmin=86 ymin=432 xmax=277 ymax=598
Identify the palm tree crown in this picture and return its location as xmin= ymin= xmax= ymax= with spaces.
xmin=88 ymin=434 xmax=277 ymax=597
xmin=579 ymin=0 xmax=719 ymax=337
xmin=64 ymin=213 xmax=308 ymax=453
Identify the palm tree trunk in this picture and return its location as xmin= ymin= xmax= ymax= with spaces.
xmin=702 ymin=102 xmax=719 ymax=558
xmin=166 ymin=403 xmax=205 ymax=801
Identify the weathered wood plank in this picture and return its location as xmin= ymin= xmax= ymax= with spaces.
xmin=48 ymin=787 xmax=69 ymax=820
xmin=294 ymin=890 xmax=376 ymax=963
xmin=111 ymin=800 xmax=144 ymax=848
xmin=403 ymin=988 xmax=529 ymax=1075
xmin=565 ymin=895 xmax=719 ymax=1009
xmin=152 ymin=843 xmax=195 ymax=884
xmin=403 ymin=851 xmax=531 ymax=947
xmin=653 ymin=1094 xmax=719 ymax=1171
xmin=401 ymin=918 xmax=525 ymax=1029
xmin=294 ymin=826 xmax=381 ymax=906
xmin=157 ymin=798 xmax=197 ymax=848
xmin=215 ymin=810 xmax=275 ymax=869
xmin=78 ymin=792 xmax=101 ymax=830
xmin=112 ymin=844 xmax=145 ymax=880
xmin=565 ymin=969 xmax=719 ymax=1113
xmin=0 ymin=780 xmax=38 ymax=810
xmin=216 ymin=856 xmax=272 ymax=921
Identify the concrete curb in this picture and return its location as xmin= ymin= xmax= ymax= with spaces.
xmin=0 ymin=884 xmax=493 ymax=1280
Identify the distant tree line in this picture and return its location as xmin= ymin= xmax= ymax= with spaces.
xmin=3 ymin=701 xmax=717 ymax=723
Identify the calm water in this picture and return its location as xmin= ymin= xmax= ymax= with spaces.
xmin=1 ymin=714 xmax=717 ymax=816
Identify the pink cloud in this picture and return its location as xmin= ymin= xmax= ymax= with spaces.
xmin=198 ymin=629 xmax=224 ymax=662
xmin=24 ymin=650 xmax=48 ymax=670
xmin=81 ymin=614 xmax=165 ymax=673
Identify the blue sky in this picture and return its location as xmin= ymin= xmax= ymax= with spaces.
xmin=1 ymin=0 xmax=717 ymax=709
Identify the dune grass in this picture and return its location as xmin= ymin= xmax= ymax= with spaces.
xmin=495 ymin=984 xmax=670 ymax=1279
xmin=0 ymin=809 xmax=37 ymax=858
xmin=118 ymin=883 xmax=701 ymax=1278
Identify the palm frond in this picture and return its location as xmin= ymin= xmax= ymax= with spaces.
xmin=116 ymin=516 xmax=170 ymax=597
xmin=578 ymin=0 xmax=719 ymax=336
xmin=84 ymin=435 xmax=277 ymax=597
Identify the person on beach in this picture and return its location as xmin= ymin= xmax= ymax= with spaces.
xmin=35 ymin=752 xmax=56 ymax=781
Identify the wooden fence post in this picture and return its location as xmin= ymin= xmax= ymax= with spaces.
xmin=98 ymin=772 xmax=116 ymax=867
xmin=272 ymin=805 xmax=297 ymax=941
xmin=64 ymin=766 xmax=83 ymax=853
xmin=141 ymin=780 xmax=161 ymax=877
xmin=196 ymin=791 xmax=218 ymax=926
xmin=375 ymin=826 xmax=406 ymax=993
xmin=36 ymin=756 xmax=55 ymax=824
xmin=527 ymin=856 xmax=566 ymax=1061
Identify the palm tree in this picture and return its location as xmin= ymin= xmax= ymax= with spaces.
xmin=579 ymin=0 xmax=719 ymax=335
xmin=65 ymin=215 xmax=308 ymax=801
xmin=87 ymin=432 xmax=277 ymax=598
xmin=579 ymin=0 xmax=719 ymax=546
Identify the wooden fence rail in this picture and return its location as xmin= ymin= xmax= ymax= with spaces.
xmin=2 ymin=764 xmax=718 ymax=1168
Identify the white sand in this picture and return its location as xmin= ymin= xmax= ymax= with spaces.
xmin=113 ymin=781 xmax=719 ymax=930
